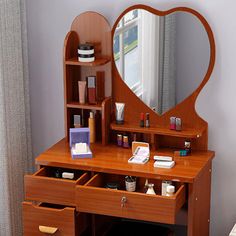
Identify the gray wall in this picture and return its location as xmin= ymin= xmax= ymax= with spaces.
xmin=25 ymin=0 xmax=236 ymax=235
xmin=175 ymin=12 xmax=210 ymax=103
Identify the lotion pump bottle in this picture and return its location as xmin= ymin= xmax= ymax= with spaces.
xmin=89 ymin=112 xmax=95 ymax=143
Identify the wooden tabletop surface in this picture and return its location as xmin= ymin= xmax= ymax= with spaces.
xmin=35 ymin=138 xmax=215 ymax=183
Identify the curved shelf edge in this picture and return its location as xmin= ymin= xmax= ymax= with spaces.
xmin=65 ymin=57 xmax=110 ymax=66
xmin=110 ymin=122 xmax=205 ymax=139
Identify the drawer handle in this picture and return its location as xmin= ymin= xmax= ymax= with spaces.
xmin=39 ymin=225 xmax=58 ymax=234
xmin=121 ymin=196 xmax=127 ymax=207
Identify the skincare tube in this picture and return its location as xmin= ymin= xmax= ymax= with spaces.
xmin=115 ymin=102 xmax=125 ymax=124
xmin=78 ymin=81 xmax=86 ymax=104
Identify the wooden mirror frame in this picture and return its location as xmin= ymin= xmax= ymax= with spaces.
xmin=111 ymin=5 xmax=215 ymax=150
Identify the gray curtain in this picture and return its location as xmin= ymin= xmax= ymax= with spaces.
xmin=0 ymin=0 xmax=33 ymax=235
xmin=158 ymin=14 xmax=176 ymax=114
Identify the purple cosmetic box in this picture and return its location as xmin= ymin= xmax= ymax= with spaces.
xmin=69 ymin=128 xmax=92 ymax=159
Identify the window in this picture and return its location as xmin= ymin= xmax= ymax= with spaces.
xmin=114 ymin=10 xmax=141 ymax=96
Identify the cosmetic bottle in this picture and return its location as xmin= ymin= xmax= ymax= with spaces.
xmin=166 ymin=185 xmax=175 ymax=197
xmin=140 ymin=113 xmax=144 ymax=127
xmin=145 ymin=113 xmax=150 ymax=128
xmin=176 ymin=118 xmax=182 ymax=131
xmin=78 ymin=81 xmax=86 ymax=104
xmin=123 ymin=135 xmax=129 ymax=148
xmin=88 ymin=112 xmax=95 ymax=143
xmin=87 ymin=76 xmax=96 ymax=104
xmin=146 ymin=183 xmax=156 ymax=195
xmin=115 ymin=103 xmax=125 ymax=124
xmin=74 ymin=115 xmax=82 ymax=128
xmin=143 ymin=179 xmax=149 ymax=193
xmin=117 ymin=134 xmax=122 ymax=146
xmin=170 ymin=117 xmax=176 ymax=130
xmin=184 ymin=141 xmax=191 ymax=155
xmin=54 ymin=168 xmax=62 ymax=178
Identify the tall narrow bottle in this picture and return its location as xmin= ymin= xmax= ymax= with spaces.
xmin=88 ymin=112 xmax=95 ymax=143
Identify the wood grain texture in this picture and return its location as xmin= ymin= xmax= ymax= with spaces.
xmin=24 ymin=168 xmax=89 ymax=206
xmin=187 ymin=161 xmax=212 ymax=236
xmin=22 ymin=202 xmax=75 ymax=236
xmin=35 ymin=138 xmax=214 ymax=183
xmin=76 ymin=173 xmax=185 ymax=224
xmin=111 ymin=5 xmax=216 ymax=151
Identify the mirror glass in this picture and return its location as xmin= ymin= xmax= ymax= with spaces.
xmin=113 ymin=9 xmax=210 ymax=115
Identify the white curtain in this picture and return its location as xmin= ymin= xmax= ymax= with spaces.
xmin=0 ymin=0 xmax=33 ymax=235
xmin=139 ymin=10 xmax=160 ymax=111
xmin=138 ymin=11 xmax=176 ymax=114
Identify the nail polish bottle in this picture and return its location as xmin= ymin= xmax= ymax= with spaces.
xmin=117 ymin=134 xmax=122 ymax=146
xmin=176 ymin=118 xmax=182 ymax=131
xmin=170 ymin=117 xmax=176 ymax=130
xmin=145 ymin=113 xmax=150 ymax=128
xmin=123 ymin=135 xmax=129 ymax=148
xmin=140 ymin=113 xmax=144 ymax=127
xmin=184 ymin=141 xmax=191 ymax=155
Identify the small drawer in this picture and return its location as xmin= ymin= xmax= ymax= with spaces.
xmin=76 ymin=174 xmax=185 ymax=224
xmin=22 ymin=202 xmax=76 ymax=236
xmin=25 ymin=167 xmax=89 ymax=206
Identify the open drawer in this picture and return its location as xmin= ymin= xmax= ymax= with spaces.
xmin=24 ymin=167 xmax=89 ymax=206
xmin=76 ymin=173 xmax=186 ymax=224
xmin=22 ymin=202 xmax=76 ymax=236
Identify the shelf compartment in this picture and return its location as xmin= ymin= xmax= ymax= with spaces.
xmin=65 ymin=57 xmax=110 ymax=66
xmin=110 ymin=122 xmax=204 ymax=139
xmin=67 ymin=101 xmax=103 ymax=111
xmin=24 ymin=167 xmax=90 ymax=206
xmin=76 ymin=173 xmax=186 ymax=224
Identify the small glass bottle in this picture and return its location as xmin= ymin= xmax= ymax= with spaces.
xmin=54 ymin=168 xmax=61 ymax=178
xmin=143 ymin=179 xmax=149 ymax=193
xmin=123 ymin=135 xmax=129 ymax=148
xmin=184 ymin=141 xmax=191 ymax=155
xmin=146 ymin=183 xmax=156 ymax=195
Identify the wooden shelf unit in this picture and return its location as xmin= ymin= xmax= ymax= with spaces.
xmin=63 ymin=12 xmax=112 ymax=145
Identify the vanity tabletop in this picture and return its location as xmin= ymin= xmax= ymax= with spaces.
xmin=35 ymin=138 xmax=215 ymax=183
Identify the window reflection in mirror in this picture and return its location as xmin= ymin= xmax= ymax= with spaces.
xmin=113 ymin=9 xmax=210 ymax=115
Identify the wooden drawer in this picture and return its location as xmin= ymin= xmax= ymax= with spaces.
xmin=76 ymin=173 xmax=186 ymax=224
xmin=22 ymin=202 xmax=76 ymax=236
xmin=25 ymin=167 xmax=89 ymax=205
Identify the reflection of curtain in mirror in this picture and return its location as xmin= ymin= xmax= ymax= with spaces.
xmin=138 ymin=10 xmax=176 ymax=114
xmin=158 ymin=15 xmax=176 ymax=114
xmin=139 ymin=10 xmax=159 ymax=111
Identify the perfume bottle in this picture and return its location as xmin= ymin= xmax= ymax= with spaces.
xmin=145 ymin=113 xmax=150 ymax=128
xmin=143 ymin=179 xmax=149 ymax=193
xmin=146 ymin=183 xmax=156 ymax=195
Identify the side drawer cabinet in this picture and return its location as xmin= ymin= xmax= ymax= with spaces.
xmin=22 ymin=202 xmax=76 ymax=236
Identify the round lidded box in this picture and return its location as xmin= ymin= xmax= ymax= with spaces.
xmin=105 ymin=182 xmax=120 ymax=190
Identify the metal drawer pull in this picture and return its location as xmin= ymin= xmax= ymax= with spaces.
xmin=39 ymin=225 xmax=58 ymax=234
xmin=121 ymin=196 xmax=127 ymax=207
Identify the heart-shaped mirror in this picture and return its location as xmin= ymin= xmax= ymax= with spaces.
xmin=113 ymin=9 xmax=210 ymax=115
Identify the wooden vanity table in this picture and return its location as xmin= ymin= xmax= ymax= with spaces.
xmin=22 ymin=5 xmax=215 ymax=236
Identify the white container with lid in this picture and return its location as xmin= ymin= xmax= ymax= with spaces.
xmin=166 ymin=185 xmax=175 ymax=196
